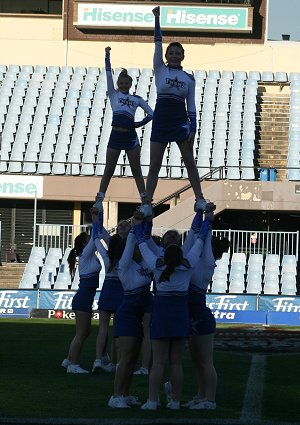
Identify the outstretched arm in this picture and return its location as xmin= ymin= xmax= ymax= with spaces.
xmin=152 ymin=6 xmax=164 ymax=71
xmin=105 ymin=46 xmax=115 ymax=96
xmin=186 ymin=77 xmax=197 ymax=146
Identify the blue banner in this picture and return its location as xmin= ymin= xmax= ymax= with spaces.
xmin=0 ymin=290 xmax=38 ymax=318
xmin=267 ymin=311 xmax=300 ymax=326
xmin=39 ymin=290 xmax=100 ymax=311
xmin=259 ymin=295 xmax=300 ymax=313
xmin=207 ymin=294 xmax=257 ymax=311
xmin=212 ymin=309 xmax=267 ymax=324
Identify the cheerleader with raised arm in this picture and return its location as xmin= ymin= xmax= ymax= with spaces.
xmin=94 ymin=47 xmax=153 ymax=213
xmin=92 ymin=218 xmax=130 ymax=374
xmin=139 ymin=6 xmax=210 ymax=218
xmin=107 ymin=220 xmax=153 ymax=409
xmin=61 ymin=209 xmax=102 ymax=374
xmin=133 ymin=212 xmax=213 ymax=410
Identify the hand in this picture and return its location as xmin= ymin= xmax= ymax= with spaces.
xmin=187 ymin=131 xmax=196 ymax=147
xmin=105 ymin=46 xmax=111 ymax=53
xmin=152 ymin=6 xmax=160 ymax=17
xmin=90 ymin=207 xmax=99 ymax=216
xmin=131 ymin=216 xmax=143 ymax=227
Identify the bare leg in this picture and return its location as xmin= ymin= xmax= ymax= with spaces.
xmin=169 ymin=338 xmax=186 ymax=401
xmin=177 ymin=140 xmax=204 ymax=200
xmin=148 ymin=339 xmax=169 ymax=401
xmin=145 ymin=142 xmax=167 ymax=201
xmin=99 ymin=148 xmax=121 ymax=194
xmin=68 ymin=311 xmax=92 ymax=364
xmin=114 ymin=336 xmax=142 ymax=396
xmin=126 ymin=146 xmax=146 ymax=197
xmin=141 ymin=313 xmax=152 ymax=370
xmin=190 ymin=333 xmax=217 ymax=401
xmin=95 ymin=311 xmax=111 ymax=359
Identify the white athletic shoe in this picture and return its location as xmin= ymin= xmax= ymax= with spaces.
xmin=108 ymin=395 xmax=130 ymax=409
xmin=140 ymin=400 xmax=158 ymax=410
xmin=61 ymin=358 xmax=71 ymax=369
xmin=182 ymin=395 xmax=203 ymax=408
xmin=92 ymin=360 xmax=116 ymax=373
xmin=124 ymin=395 xmax=141 ymax=406
xmin=133 ymin=367 xmax=149 ymax=375
xmin=189 ymin=399 xmax=216 ymax=410
xmin=166 ymin=399 xmax=180 ymax=410
xmin=164 ymin=381 xmax=172 ymax=403
xmin=67 ymin=364 xmax=89 ymax=374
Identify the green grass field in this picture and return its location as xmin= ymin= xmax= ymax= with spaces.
xmin=1 ymin=319 xmax=300 ymax=425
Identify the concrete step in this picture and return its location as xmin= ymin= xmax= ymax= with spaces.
xmin=0 ymin=263 xmax=26 ymax=289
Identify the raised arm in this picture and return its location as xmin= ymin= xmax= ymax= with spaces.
xmin=152 ymin=6 xmax=164 ymax=71
xmin=134 ymin=222 xmax=159 ymax=271
xmin=118 ymin=231 xmax=136 ymax=270
xmin=186 ymin=76 xmax=197 ymax=145
xmin=185 ymin=216 xmax=213 ymax=268
xmin=105 ymin=46 xmax=115 ymax=96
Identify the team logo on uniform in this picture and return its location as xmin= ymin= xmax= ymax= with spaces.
xmin=119 ymin=97 xmax=135 ymax=107
xmin=165 ymin=76 xmax=185 ymax=89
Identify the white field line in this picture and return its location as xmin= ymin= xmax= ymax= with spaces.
xmin=240 ymin=353 xmax=266 ymax=423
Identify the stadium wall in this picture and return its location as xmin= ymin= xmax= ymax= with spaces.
xmin=1 ymin=13 xmax=300 ymax=72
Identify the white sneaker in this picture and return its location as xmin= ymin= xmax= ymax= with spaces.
xmin=137 ymin=203 xmax=153 ymax=218
xmin=67 ymin=364 xmax=89 ymax=374
xmin=166 ymin=399 xmax=180 ymax=410
xmin=108 ymin=395 xmax=130 ymax=409
xmin=182 ymin=395 xmax=203 ymax=408
xmin=124 ymin=395 xmax=141 ymax=406
xmin=92 ymin=360 xmax=115 ymax=373
xmin=189 ymin=399 xmax=216 ymax=410
xmin=164 ymin=381 xmax=172 ymax=403
xmin=141 ymin=400 xmax=158 ymax=410
xmin=101 ymin=362 xmax=116 ymax=373
xmin=93 ymin=193 xmax=104 ymax=211
xmin=133 ymin=367 xmax=149 ymax=375
xmin=61 ymin=358 xmax=71 ymax=369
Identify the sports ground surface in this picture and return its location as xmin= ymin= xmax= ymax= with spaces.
xmin=1 ymin=319 xmax=299 ymax=425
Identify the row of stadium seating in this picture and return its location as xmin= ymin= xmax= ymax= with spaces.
xmin=0 ymin=64 xmax=298 ymax=179
xmin=19 ymin=246 xmax=299 ymax=295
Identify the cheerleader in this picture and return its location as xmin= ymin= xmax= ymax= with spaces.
xmin=134 ymin=214 xmax=213 ymax=410
xmin=94 ymin=47 xmax=153 ymax=215
xmin=92 ymin=219 xmax=131 ymax=374
xmin=187 ymin=215 xmax=230 ymax=410
xmin=139 ymin=6 xmax=208 ymax=218
xmin=61 ymin=209 xmax=102 ymax=374
xmin=107 ymin=221 xmax=153 ymax=409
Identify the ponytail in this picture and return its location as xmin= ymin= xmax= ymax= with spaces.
xmin=67 ymin=232 xmax=88 ymax=277
xmin=158 ymin=244 xmax=183 ymax=283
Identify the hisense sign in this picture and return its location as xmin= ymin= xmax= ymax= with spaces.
xmin=75 ymin=3 xmax=251 ymax=32
xmin=0 ymin=176 xmax=43 ymax=198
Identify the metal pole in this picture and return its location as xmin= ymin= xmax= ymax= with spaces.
xmin=33 ymin=191 xmax=37 ymax=247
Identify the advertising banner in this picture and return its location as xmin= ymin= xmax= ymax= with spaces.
xmin=31 ymin=308 xmax=100 ymax=320
xmin=267 ymin=311 xmax=300 ymax=326
xmin=206 ymin=294 xmax=257 ymax=311
xmin=38 ymin=290 xmax=100 ymax=311
xmin=212 ymin=309 xmax=267 ymax=324
xmin=259 ymin=295 xmax=300 ymax=313
xmin=0 ymin=175 xmax=43 ymax=199
xmin=75 ymin=3 xmax=251 ymax=32
xmin=0 ymin=290 xmax=37 ymax=318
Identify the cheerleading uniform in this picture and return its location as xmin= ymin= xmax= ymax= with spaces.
xmin=93 ymin=233 xmax=124 ymax=313
xmin=138 ymin=234 xmax=209 ymax=339
xmin=114 ymin=232 xmax=153 ymax=338
xmin=150 ymin=16 xmax=196 ymax=143
xmin=105 ymin=51 xmax=153 ymax=150
xmin=189 ymin=226 xmax=216 ymax=336
xmin=72 ymin=228 xmax=101 ymax=313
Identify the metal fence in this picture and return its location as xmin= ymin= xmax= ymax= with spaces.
xmin=36 ymin=224 xmax=300 ymax=261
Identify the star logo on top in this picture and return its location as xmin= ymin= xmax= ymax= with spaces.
xmin=165 ymin=76 xmax=185 ymax=90
xmin=119 ymin=97 xmax=135 ymax=108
